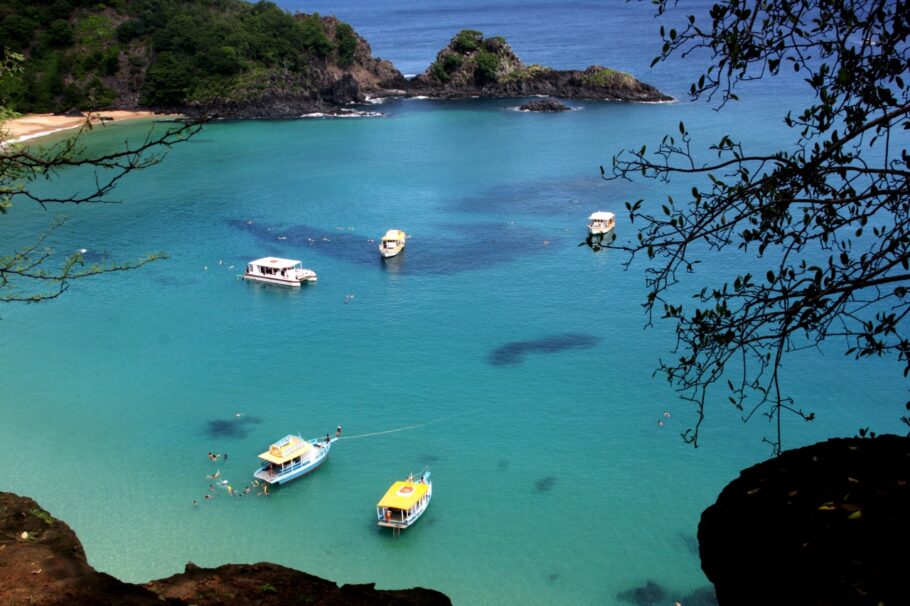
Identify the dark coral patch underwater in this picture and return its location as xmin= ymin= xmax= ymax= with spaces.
xmin=488 ymin=332 xmax=600 ymax=366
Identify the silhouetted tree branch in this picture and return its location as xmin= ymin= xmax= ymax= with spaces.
xmin=605 ymin=0 xmax=910 ymax=452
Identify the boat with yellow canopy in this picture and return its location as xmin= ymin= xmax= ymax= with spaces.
xmin=253 ymin=433 xmax=334 ymax=485
xmin=376 ymin=469 xmax=432 ymax=532
xmin=379 ymin=229 xmax=407 ymax=259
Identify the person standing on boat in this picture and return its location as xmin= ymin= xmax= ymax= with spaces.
xmin=325 ymin=433 xmax=331 ymax=444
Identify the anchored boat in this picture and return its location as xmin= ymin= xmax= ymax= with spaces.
xmin=253 ymin=434 xmax=333 ymax=485
xmin=587 ymin=211 xmax=615 ymax=235
xmin=379 ymin=229 xmax=406 ymax=259
xmin=243 ymin=257 xmax=317 ymax=286
xmin=376 ymin=469 xmax=432 ymax=532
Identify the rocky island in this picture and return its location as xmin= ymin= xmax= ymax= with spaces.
xmin=408 ymin=30 xmax=671 ymax=103
xmin=0 ymin=1 xmax=669 ymax=120
xmin=518 ymin=99 xmax=572 ymax=112
xmin=0 ymin=491 xmax=450 ymax=605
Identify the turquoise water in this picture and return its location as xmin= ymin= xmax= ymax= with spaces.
xmin=1 ymin=98 xmax=905 ymax=605
xmin=2 ymin=2 xmax=908 ymax=604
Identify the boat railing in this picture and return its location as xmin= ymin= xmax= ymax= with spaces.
xmin=258 ymin=447 xmax=328 ymax=479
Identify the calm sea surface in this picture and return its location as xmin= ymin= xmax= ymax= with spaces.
xmin=1 ymin=2 xmax=906 ymax=604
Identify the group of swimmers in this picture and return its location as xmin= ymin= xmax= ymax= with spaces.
xmin=193 ymin=426 xmax=343 ymax=507
xmin=194 ymin=449 xmax=264 ymax=506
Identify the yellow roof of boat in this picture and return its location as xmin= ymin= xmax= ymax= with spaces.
xmin=382 ymin=229 xmax=405 ymax=241
xmin=377 ymin=480 xmax=428 ymax=510
xmin=258 ymin=435 xmax=313 ymax=464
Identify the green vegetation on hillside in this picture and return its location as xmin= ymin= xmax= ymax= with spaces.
xmin=427 ymin=30 xmax=518 ymax=85
xmin=580 ymin=67 xmax=634 ymax=88
xmin=0 ymin=0 xmax=362 ymax=112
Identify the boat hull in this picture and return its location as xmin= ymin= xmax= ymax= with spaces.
xmin=254 ymin=441 xmax=332 ymax=485
xmin=379 ymin=246 xmax=404 ymax=259
xmin=243 ymin=274 xmax=315 ymax=287
xmin=377 ymin=501 xmax=429 ymax=529
xmin=587 ymin=225 xmax=614 ymax=236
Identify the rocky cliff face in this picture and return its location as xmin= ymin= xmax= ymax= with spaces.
xmin=698 ymin=435 xmax=910 ymax=606
xmin=190 ymin=15 xmax=408 ymax=118
xmin=406 ymin=30 xmax=671 ymax=102
xmin=0 ymin=492 xmax=450 ymax=606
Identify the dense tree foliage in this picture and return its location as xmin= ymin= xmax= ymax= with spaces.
xmin=0 ymin=0 xmax=360 ymax=112
xmin=607 ymin=0 xmax=910 ymax=451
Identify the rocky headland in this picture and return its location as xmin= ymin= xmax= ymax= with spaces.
xmin=0 ymin=491 xmax=450 ymax=606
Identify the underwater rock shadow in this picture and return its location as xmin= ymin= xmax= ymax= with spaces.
xmin=228 ymin=219 xmax=555 ymax=275
xmin=677 ymin=531 xmax=700 ymax=556
xmin=453 ymin=176 xmax=611 ymax=217
xmin=683 ymin=587 xmax=718 ymax=606
xmin=488 ymin=333 xmax=600 ymax=366
xmin=207 ymin=415 xmax=263 ymax=438
xmin=616 ymin=580 xmax=667 ymax=606
xmin=535 ymin=476 xmax=557 ymax=492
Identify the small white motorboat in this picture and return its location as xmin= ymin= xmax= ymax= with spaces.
xmin=379 ymin=229 xmax=406 ymax=259
xmin=587 ymin=211 xmax=616 ymax=235
xmin=243 ymin=257 xmax=317 ymax=286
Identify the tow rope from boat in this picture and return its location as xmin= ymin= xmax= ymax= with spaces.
xmin=335 ymin=413 xmax=462 ymax=442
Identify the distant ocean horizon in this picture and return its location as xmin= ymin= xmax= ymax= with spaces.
xmin=1 ymin=2 xmax=906 ymax=605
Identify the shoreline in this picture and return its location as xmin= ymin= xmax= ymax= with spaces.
xmin=1 ymin=110 xmax=182 ymax=146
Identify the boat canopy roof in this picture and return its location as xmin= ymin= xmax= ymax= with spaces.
xmin=377 ymin=479 xmax=428 ymax=510
xmin=249 ymin=257 xmax=301 ymax=269
xmin=258 ymin=435 xmax=313 ymax=464
xmin=382 ymin=229 xmax=405 ymax=241
xmin=588 ymin=211 xmax=615 ymax=221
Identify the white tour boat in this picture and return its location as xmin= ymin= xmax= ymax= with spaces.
xmin=379 ymin=229 xmax=407 ymax=259
xmin=587 ymin=211 xmax=616 ymax=235
xmin=243 ymin=257 xmax=317 ymax=286
xmin=253 ymin=433 xmax=334 ymax=485
xmin=376 ymin=469 xmax=432 ymax=532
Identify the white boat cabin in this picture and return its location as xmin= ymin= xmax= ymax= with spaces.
xmin=244 ymin=257 xmax=317 ymax=286
xmin=379 ymin=229 xmax=406 ymax=259
xmin=587 ymin=211 xmax=616 ymax=235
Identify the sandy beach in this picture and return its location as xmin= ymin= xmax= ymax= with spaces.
xmin=1 ymin=110 xmax=182 ymax=145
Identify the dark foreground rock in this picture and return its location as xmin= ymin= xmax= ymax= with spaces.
xmin=518 ymin=99 xmax=571 ymax=112
xmin=0 ymin=492 xmax=450 ymax=606
xmin=699 ymin=435 xmax=910 ymax=606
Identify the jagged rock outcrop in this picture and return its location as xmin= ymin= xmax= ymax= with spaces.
xmin=518 ymin=99 xmax=571 ymax=112
xmin=698 ymin=435 xmax=910 ymax=606
xmin=407 ymin=30 xmax=671 ymax=102
xmin=0 ymin=492 xmax=450 ymax=606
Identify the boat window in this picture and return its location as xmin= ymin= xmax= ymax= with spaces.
xmin=292 ymin=457 xmax=300 ymax=463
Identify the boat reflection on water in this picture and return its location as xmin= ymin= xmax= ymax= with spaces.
xmin=380 ymin=250 xmax=406 ymax=273
xmin=580 ymin=230 xmax=616 ymax=252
